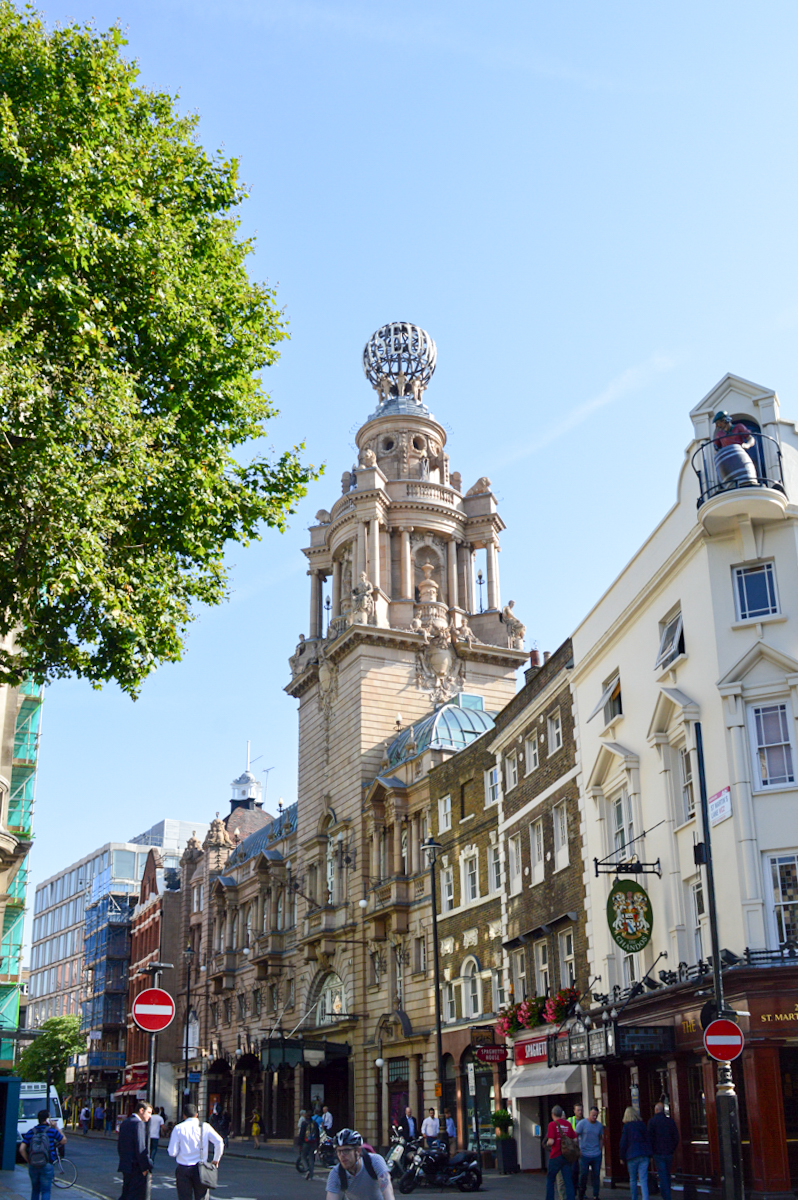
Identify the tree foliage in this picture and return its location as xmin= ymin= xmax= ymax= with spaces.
xmin=0 ymin=4 xmax=319 ymax=695
xmin=17 ymin=1015 xmax=85 ymax=1092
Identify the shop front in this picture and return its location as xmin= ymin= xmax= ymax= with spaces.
xmin=440 ymin=1026 xmax=507 ymax=1158
xmin=502 ymin=1029 xmax=585 ymax=1170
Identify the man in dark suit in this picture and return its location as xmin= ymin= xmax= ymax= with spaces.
xmin=399 ymin=1106 xmax=418 ymax=1142
xmin=118 ymin=1102 xmax=153 ymax=1200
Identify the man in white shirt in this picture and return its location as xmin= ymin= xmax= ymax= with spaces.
xmin=148 ymin=1109 xmax=165 ymax=1161
xmin=167 ymin=1104 xmax=224 ymax=1200
xmin=322 ymin=1105 xmax=333 ymax=1133
xmin=421 ymin=1109 xmax=439 ymax=1148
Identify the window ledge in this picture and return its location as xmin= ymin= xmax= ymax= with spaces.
xmin=655 ymin=653 xmax=688 ymax=683
xmin=599 ymin=714 xmax=624 ymax=738
xmin=673 ymin=815 xmax=696 ymax=834
xmin=752 ymin=782 xmax=797 ymax=795
xmin=553 ymin=862 xmax=571 ymax=875
xmin=459 ymin=814 xmax=475 ymax=824
xmin=530 ymin=875 xmax=546 ymax=888
xmin=731 ymin=614 xmax=786 ymax=631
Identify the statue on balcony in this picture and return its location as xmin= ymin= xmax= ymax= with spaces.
xmin=502 ymin=600 xmax=526 ymax=649
xmin=349 ymin=571 xmax=375 ymax=625
xmin=712 ymin=411 xmax=758 ymax=488
xmin=289 ymin=633 xmax=318 ymax=677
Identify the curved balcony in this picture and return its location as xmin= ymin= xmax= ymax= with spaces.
xmin=691 ymin=432 xmax=788 ymax=534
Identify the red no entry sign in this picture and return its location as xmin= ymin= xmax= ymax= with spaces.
xmin=132 ymin=988 xmax=176 ymax=1033
xmin=703 ymin=1018 xmax=744 ymax=1061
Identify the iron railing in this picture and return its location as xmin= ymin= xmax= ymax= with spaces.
xmin=692 ymin=431 xmax=785 ymax=508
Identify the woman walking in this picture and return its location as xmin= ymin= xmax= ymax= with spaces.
xmin=618 ymin=1108 xmax=652 ymax=1200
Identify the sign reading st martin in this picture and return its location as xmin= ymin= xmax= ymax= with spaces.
xmin=607 ymin=880 xmax=653 ymax=953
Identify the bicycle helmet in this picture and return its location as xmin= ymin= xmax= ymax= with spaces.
xmin=334 ymin=1128 xmax=363 ymax=1147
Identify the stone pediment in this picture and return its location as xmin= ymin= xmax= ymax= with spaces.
xmin=586 ymin=741 xmax=639 ymax=793
xmin=717 ymin=639 xmax=798 ymax=691
xmin=646 ymin=686 xmax=699 ymax=741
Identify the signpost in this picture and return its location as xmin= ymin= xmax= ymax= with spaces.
xmin=475 ymin=1045 xmax=508 ymax=1064
xmin=704 ymin=1020 xmax=744 ymax=1063
xmin=132 ymin=987 xmax=176 ymax=1117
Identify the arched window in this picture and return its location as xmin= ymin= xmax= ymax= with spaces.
xmin=326 ymin=838 xmax=336 ymax=905
xmin=315 ymin=972 xmax=348 ymax=1024
xmin=463 ymin=959 xmax=481 ymax=1018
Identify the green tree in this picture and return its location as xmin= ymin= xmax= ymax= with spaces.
xmin=0 ymin=4 xmax=319 ymax=696
xmin=17 ymin=1015 xmax=85 ymax=1093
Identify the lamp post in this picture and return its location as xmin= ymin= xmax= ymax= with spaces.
xmin=421 ymin=837 xmax=444 ymax=1106
xmin=183 ymin=943 xmax=194 ymax=1100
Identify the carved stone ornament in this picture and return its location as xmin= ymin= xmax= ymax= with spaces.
xmin=412 ymin=564 xmax=464 ymax=703
xmin=488 ymin=920 xmax=502 ymax=940
xmin=502 ymin=600 xmax=526 ymax=650
xmin=440 ymin=937 xmax=455 ymax=956
xmin=289 ymin=632 xmax=320 ymax=678
xmin=315 ymin=509 xmax=332 ymax=524
xmin=204 ymin=816 xmax=233 ymax=851
xmin=349 ymin=571 xmax=375 ymax=626
xmin=315 ymin=947 xmax=332 ymax=974
xmin=465 ymin=476 xmax=492 ymax=497
xmin=463 ymin=928 xmax=478 ymax=948
xmin=359 ymin=446 xmax=376 ymax=468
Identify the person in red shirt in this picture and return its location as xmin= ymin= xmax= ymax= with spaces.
xmin=546 ymin=1105 xmax=578 ymax=1200
xmin=711 ymin=411 xmax=758 ymax=487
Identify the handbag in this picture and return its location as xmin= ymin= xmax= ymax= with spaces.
xmin=198 ymin=1125 xmax=219 ymax=1189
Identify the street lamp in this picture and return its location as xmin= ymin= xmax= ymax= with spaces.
xmin=183 ymin=943 xmax=194 ymax=1099
xmin=421 ymin=836 xmax=445 ymax=1104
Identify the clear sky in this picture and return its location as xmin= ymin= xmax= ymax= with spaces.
xmin=22 ymin=0 xmax=798 ymax=947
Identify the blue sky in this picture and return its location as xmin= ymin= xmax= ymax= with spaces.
xmin=23 ymin=0 xmax=798 ymax=939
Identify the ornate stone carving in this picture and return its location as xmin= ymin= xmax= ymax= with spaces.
xmin=463 ymin=928 xmax=478 ymax=948
xmin=204 ymin=816 xmax=233 ymax=851
xmin=412 ymin=564 xmax=464 ymax=703
xmin=341 ymin=471 xmax=352 ymax=494
xmin=349 ymin=571 xmax=375 ymax=625
xmin=359 ymin=445 xmax=376 ymax=468
xmin=466 ymin=476 xmax=491 ymax=496
xmin=488 ymin=919 xmax=502 ymax=940
xmin=502 ymin=600 xmax=526 ymax=649
xmin=440 ymin=937 xmax=454 ymax=956
xmin=289 ymin=633 xmax=320 ymax=677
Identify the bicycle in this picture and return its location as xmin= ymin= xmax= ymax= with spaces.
xmin=53 ymin=1156 xmax=77 ymax=1189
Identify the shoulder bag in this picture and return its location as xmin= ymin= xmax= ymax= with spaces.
xmin=197 ymin=1124 xmax=219 ymax=1189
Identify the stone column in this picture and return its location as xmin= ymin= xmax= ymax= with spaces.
xmin=447 ymin=537 xmax=459 ymax=610
xmin=371 ymin=828 xmax=380 ymax=884
xmin=400 ymin=528 xmax=413 ymax=599
xmin=331 ymin=559 xmax=342 ymax=618
xmin=368 ymin=518 xmax=381 ymax=591
xmin=392 ymin=821 xmax=403 ymax=876
xmin=486 ymin=540 xmax=499 ymax=610
xmin=382 ymin=527 xmax=392 ymax=599
xmin=224 ymin=907 xmax=234 ymax=951
xmin=463 ymin=545 xmax=475 ymax=613
xmin=308 ymin=570 xmax=322 ymax=638
xmin=357 ymin=521 xmax=367 ymax=581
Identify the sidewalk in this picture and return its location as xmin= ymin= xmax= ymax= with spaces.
xmin=0 ymin=1165 xmax=100 ymax=1200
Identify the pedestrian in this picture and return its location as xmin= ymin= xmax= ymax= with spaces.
xmin=117 ymin=1102 xmax=153 ymax=1200
xmin=322 ymin=1105 xmax=333 ymax=1134
xmin=444 ymin=1109 xmax=456 ymax=1153
xmin=619 ymin=1107 xmax=652 ymax=1200
xmin=250 ymin=1110 xmax=262 ymax=1149
xmin=219 ymin=1111 xmax=231 ymax=1146
xmin=79 ymin=1105 xmax=90 ymax=1136
xmin=149 ymin=1107 xmax=165 ymax=1162
xmin=94 ymin=1104 xmax=105 ymax=1132
xmin=298 ymin=1108 xmax=318 ymax=1180
xmin=575 ymin=1106 xmax=604 ymax=1200
xmin=398 ymin=1106 xmax=417 ymax=1141
xmin=20 ymin=1110 xmax=66 ymax=1200
xmin=421 ymin=1108 xmax=439 ymax=1148
xmin=568 ymin=1105 xmax=584 ymax=1194
xmin=546 ymin=1104 xmax=578 ymax=1200
xmin=647 ymin=1103 xmax=679 ymax=1200
xmin=167 ymin=1103 xmax=224 ymax=1200
xmin=325 ymin=1128 xmax=395 ymax=1200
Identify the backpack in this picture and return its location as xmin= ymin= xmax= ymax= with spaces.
xmin=304 ymin=1120 xmax=319 ymax=1143
xmin=559 ymin=1123 xmax=579 ymax=1163
xmin=336 ymin=1151 xmax=378 ymax=1192
xmin=28 ymin=1126 xmax=51 ymax=1167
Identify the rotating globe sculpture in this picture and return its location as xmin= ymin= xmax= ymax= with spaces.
xmin=363 ymin=322 xmax=437 ymax=404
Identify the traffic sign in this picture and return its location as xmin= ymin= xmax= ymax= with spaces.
xmin=703 ymin=1018 xmax=744 ymax=1062
xmin=475 ymin=1046 xmax=508 ymax=1064
xmin=132 ymin=988 xmax=176 ymax=1033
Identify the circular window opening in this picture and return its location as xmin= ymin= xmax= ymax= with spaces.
xmin=412 ymin=437 xmax=425 ymax=452
xmin=382 ymin=438 xmax=395 ymax=452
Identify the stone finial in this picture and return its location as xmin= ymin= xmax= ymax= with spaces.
xmin=204 ymin=816 xmax=233 ymax=851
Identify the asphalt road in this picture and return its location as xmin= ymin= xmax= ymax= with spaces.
xmin=59 ymin=1138 xmax=328 ymax=1200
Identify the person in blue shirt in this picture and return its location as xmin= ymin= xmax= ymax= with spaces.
xmin=618 ymin=1108 xmax=652 ymax=1200
xmin=647 ymin=1104 xmax=679 ymax=1200
xmin=20 ymin=1111 xmax=66 ymax=1200
xmin=325 ymin=1129 xmax=394 ymax=1200
xmin=574 ymin=1107 xmax=604 ymax=1200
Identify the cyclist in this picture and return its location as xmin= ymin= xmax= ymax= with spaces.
xmin=325 ymin=1128 xmax=395 ymax=1200
xmin=20 ymin=1110 xmax=66 ymax=1200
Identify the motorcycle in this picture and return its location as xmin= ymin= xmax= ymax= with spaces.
xmin=386 ymin=1128 xmax=420 ymax=1180
xmin=398 ymin=1139 xmax=481 ymax=1193
xmin=315 ymin=1128 xmax=337 ymax=1169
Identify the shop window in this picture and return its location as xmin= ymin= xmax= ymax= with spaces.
xmin=506 ymin=753 xmax=518 ymax=791
xmin=548 ymin=709 xmax=563 ymax=751
xmin=687 ymin=1064 xmax=707 ymax=1137
xmin=679 ymin=746 xmax=695 ymax=821
xmin=525 ymin=732 xmax=539 ymax=773
xmin=734 ymin=561 xmax=779 ymax=621
xmin=749 ymin=702 xmax=796 ymax=789
xmin=768 ymin=853 xmax=798 ymax=944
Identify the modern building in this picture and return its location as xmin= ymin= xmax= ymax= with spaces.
xmin=563 ymin=374 xmax=798 ymax=1196
xmin=0 ymin=675 xmax=42 ymax=1067
xmin=30 ymin=820 xmax=207 ymax=1109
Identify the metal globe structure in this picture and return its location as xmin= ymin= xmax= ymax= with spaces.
xmin=362 ymin=322 xmax=437 ymax=402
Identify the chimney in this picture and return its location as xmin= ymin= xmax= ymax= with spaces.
xmin=543 ymin=650 xmax=551 ymax=663
xmin=529 ymin=649 xmax=541 ymax=668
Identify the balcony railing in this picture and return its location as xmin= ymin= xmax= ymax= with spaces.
xmin=743 ymin=940 xmax=798 ymax=966
xmin=692 ymin=431 xmax=785 ymax=508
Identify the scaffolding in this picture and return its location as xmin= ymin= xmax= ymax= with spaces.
xmin=81 ymin=887 xmax=135 ymax=1033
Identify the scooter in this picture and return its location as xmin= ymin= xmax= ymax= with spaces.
xmin=386 ymin=1128 xmax=421 ymax=1180
xmin=398 ymin=1139 xmax=481 ymax=1193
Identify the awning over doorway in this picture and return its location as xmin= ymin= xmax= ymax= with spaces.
xmin=502 ymin=1064 xmax=581 ymax=1099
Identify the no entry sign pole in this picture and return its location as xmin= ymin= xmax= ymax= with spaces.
xmin=132 ymin=984 xmax=176 ymax=1111
xmin=695 ymin=724 xmax=744 ymax=1200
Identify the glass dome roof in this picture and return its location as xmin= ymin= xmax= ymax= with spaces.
xmin=386 ymin=696 xmax=496 ymax=768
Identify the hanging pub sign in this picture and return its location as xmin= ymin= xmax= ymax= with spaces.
xmin=607 ymin=879 xmax=653 ymax=953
